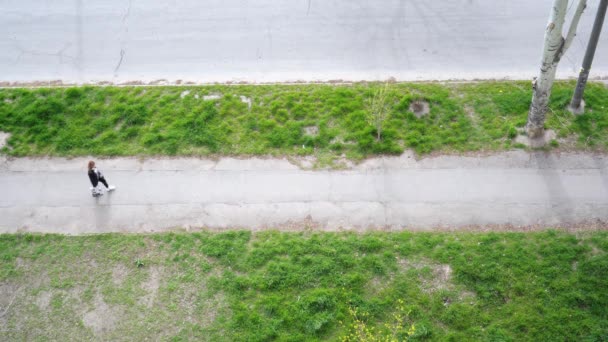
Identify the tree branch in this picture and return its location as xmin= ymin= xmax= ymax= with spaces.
xmin=562 ymin=0 xmax=588 ymax=54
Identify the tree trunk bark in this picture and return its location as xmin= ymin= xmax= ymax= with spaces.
xmin=527 ymin=0 xmax=587 ymax=138
xmin=570 ymin=0 xmax=608 ymax=112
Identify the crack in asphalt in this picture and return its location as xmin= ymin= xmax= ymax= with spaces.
xmin=114 ymin=49 xmax=125 ymax=74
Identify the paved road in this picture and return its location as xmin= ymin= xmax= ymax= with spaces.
xmin=1 ymin=152 xmax=607 ymax=234
xmin=1 ymin=0 xmax=608 ymax=84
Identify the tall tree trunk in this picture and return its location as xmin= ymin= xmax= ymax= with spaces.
xmin=570 ymin=0 xmax=608 ymax=112
xmin=527 ymin=0 xmax=587 ymax=138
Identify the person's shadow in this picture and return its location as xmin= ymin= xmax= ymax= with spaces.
xmin=92 ymin=188 xmax=114 ymax=233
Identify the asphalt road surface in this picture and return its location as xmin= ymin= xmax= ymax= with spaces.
xmin=1 ymin=0 xmax=608 ymax=83
xmin=1 ymin=152 xmax=607 ymax=234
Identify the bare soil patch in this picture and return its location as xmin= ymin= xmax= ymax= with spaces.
xmin=240 ymin=95 xmax=252 ymax=109
xmin=82 ymin=292 xmax=122 ymax=336
xmin=140 ymin=266 xmax=161 ymax=308
xmin=0 ymin=131 xmax=10 ymax=149
xmin=515 ymin=129 xmax=557 ymax=148
xmin=397 ymin=258 xmax=475 ymax=301
xmin=464 ymin=105 xmax=479 ymax=129
xmin=304 ymin=126 xmax=319 ymax=136
xmin=409 ymin=100 xmax=430 ymax=118
xmin=0 ymin=283 xmax=20 ymax=319
xmin=111 ymin=264 xmax=129 ymax=286
xmin=35 ymin=290 xmax=52 ymax=310
xmin=203 ymin=93 xmax=222 ymax=101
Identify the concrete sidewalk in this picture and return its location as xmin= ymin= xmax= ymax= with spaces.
xmin=1 ymin=151 xmax=607 ymax=234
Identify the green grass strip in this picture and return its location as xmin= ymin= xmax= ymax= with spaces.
xmin=0 ymin=81 xmax=607 ymax=160
xmin=1 ymin=230 xmax=607 ymax=341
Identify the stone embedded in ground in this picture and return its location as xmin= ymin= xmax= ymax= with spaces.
xmin=303 ymin=126 xmax=319 ymax=136
xmin=409 ymin=100 xmax=430 ymax=118
xmin=203 ymin=93 xmax=222 ymax=101
xmin=180 ymin=90 xmax=190 ymax=99
xmin=515 ymin=129 xmax=557 ymax=148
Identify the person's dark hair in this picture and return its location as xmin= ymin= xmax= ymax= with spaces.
xmin=88 ymin=161 xmax=95 ymax=170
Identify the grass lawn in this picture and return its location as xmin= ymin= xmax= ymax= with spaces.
xmin=0 ymin=81 xmax=607 ymax=163
xmin=1 ymin=230 xmax=606 ymax=341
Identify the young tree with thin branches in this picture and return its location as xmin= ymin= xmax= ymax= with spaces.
xmin=526 ymin=0 xmax=588 ymax=138
xmin=367 ymin=83 xmax=390 ymax=141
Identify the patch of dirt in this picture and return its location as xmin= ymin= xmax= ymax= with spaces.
xmin=111 ymin=264 xmax=129 ymax=286
xmin=200 ymin=291 xmax=227 ymax=327
xmin=409 ymin=100 xmax=430 ymax=118
xmin=367 ymin=276 xmax=391 ymax=296
xmin=240 ymin=95 xmax=252 ymax=109
xmin=296 ymin=156 xmax=316 ymax=169
xmin=69 ymin=285 xmax=85 ymax=302
xmin=0 ymin=283 xmax=21 ymax=322
xmin=8 ymin=80 xmax=64 ymax=87
xmin=82 ymin=292 xmax=122 ymax=336
xmin=149 ymin=79 xmax=169 ymax=85
xmin=590 ymin=246 xmax=605 ymax=256
xmin=0 ymin=131 xmax=11 ymax=149
xmin=203 ymin=93 xmax=222 ymax=101
xmin=397 ymin=258 xmax=475 ymax=301
xmin=255 ymin=214 xmax=323 ymax=232
xmin=329 ymin=136 xmax=354 ymax=145
xmin=333 ymin=155 xmax=356 ymax=169
xmin=304 ymin=126 xmax=319 ymax=137
xmin=35 ymin=291 xmax=52 ymax=310
xmin=398 ymin=259 xmax=444 ymax=283
xmin=140 ymin=266 xmax=161 ymax=308
xmin=288 ymin=152 xmax=355 ymax=171
xmin=119 ymin=80 xmax=145 ymax=86
xmin=515 ymin=129 xmax=557 ymax=148
xmin=556 ymin=134 xmax=579 ymax=150
xmin=15 ymin=257 xmax=25 ymax=268
xmin=433 ymin=264 xmax=452 ymax=283
xmin=88 ymin=258 xmax=99 ymax=269
xmin=464 ymin=105 xmax=479 ymax=129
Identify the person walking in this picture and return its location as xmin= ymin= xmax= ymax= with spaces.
xmin=88 ymin=160 xmax=115 ymax=196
